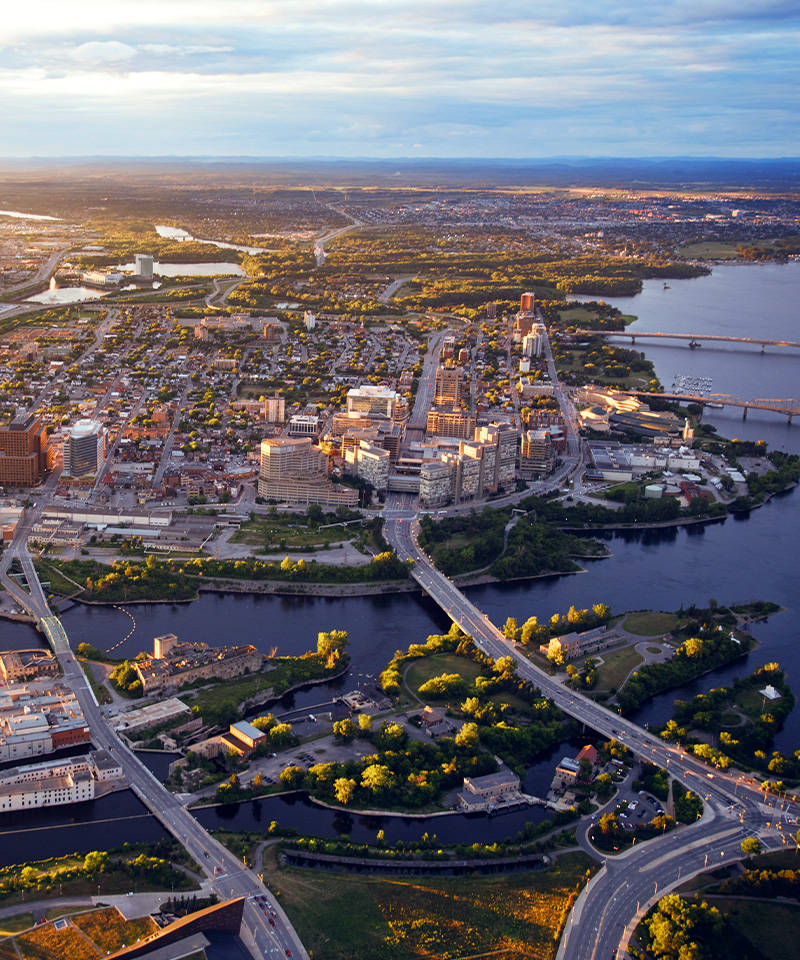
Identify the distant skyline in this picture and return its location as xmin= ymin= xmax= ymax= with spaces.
xmin=2 ymin=1 xmax=798 ymax=158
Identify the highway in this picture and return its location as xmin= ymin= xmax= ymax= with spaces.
xmin=383 ymin=504 xmax=797 ymax=959
xmin=0 ymin=502 xmax=310 ymax=960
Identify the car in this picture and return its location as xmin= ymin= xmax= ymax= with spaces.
xmin=286 ymin=951 xmax=292 ymax=957
xmin=269 ymin=917 xmax=275 ymax=926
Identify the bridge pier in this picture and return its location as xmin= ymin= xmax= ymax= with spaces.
xmin=761 ymin=344 xmax=766 ymax=354
xmin=742 ymin=406 xmax=748 ymax=420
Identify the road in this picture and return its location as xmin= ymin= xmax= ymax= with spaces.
xmin=313 ymin=206 xmax=362 ymax=267
xmin=0 ymin=505 xmax=310 ymax=960
xmin=382 ymin=503 xmax=798 ymax=959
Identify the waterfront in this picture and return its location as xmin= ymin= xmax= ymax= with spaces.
xmin=0 ymin=260 xmax=797 ymax=860
xmin=155 ymin=224 xmax=273 ymax=256
xmin=114 ymin=260 xmax=245 ymax=277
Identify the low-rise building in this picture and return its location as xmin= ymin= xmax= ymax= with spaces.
xmin=0 ymin=686 xmax=90 ymax=763
xmin=539 ymin=626 xmax=623 ymax=662
xmin=0 ymin=650 xmax=58 ymax=684
xmin=134 ymin=635 xmax=264 ymax=696
xmin=457 ymin=770 xmax=522 ymax=811
xmin=0 ymin=750 xmax=125 ymax=812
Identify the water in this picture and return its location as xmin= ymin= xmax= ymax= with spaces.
xmin=25 ymin=287 xmax=108 ymax=305
xmin=0 ymin=209 xmax=61 ymax=221
xmin=155 ymin=224 xmax=272 ymax=256
xmin=2 ymin=260 xmax=799 ymax=852
xmin=114 ymin=261 xmax=245 ymax=277
xmin=584 ymin=260 xmax=800 ymax=452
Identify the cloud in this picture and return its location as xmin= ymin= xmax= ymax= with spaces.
xmin=140 ymin=43 xmax=234 ymax=55
xmin=71 ymin=40 xmax=137 ymax=64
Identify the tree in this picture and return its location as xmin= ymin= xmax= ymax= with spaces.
xmin=333 ymin=718 xmax=355 ymax=742
xmin=357 ymin=713 xmax=372 ymax=734
xmin=333 ymin=777 xmax=358 ymax=806
xmin=317 ymin=629 xmax=349 ymax=659
xmin=502 ymin=617 xmax=518 ymax=640
xmin=455 ymin=721 xmax=479 ymax=750
xmin=83 ymin=851 xmax=109 ymax=875
xmin=280 ymin=765 xmax=305 ymax=789
xmin=361 ymin=764 xmax=394 ymax=795
xmin=741 ymin=836 xmax=762 ymax=856
xmin=546 ymin=638 xmax=565 ymax=667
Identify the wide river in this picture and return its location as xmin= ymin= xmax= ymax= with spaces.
xmin=0 ymin=261 xmax=798 ymax=862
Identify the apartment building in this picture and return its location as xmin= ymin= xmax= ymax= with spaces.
xmin=0 ymin=414 xmax=48 ymax=486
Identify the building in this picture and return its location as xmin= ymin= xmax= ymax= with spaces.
xmin=346 ymin=385 xmax=407 ymax=421
xmin=0 ymin=414 xmax=48 ymax=486
xmin=419 ymin=459 xmax=453 ymax=507
xmin=457 ymin=770 xmax=522 ymax=811
xmin=345 ymin=439 xmax=390 ymax=491
xmin=551 ymin=757 xmax=581 ymax=792
xmin=519 ymin=429 xmax=555 ymax=479
xmin=0 ymin=650 xmax=58 ymax=684
xmin=134 ymin=254 xmax=154 ymax=279
xmin=474 ymin=422 xmax=518 ymax=492
xmin=226 ymin=720 xmax=267 ymax=755
xmin=304 ymin=310 xmax=317 ymax=330
xmin=433 ymin=366 xmax=463 ymax=406
xmin=257 ymin=437 xmax=358 ymax=508
xmin=420 ymin=705 xmax=454 ymax=737
xmin=112 ymin=698 xmax=191 ymax=736
xmin=134 ymin=635 xmax=264 ymax=696
xmin=0 ymin=750 xmax=124 ymax=812
xmin=263 ymin=394 xmax=285 ymax=424
xmin=426 ymin=407 xmax=476 ymax=440
xmin=288 ymin=414 xmax=320 ymax=437
xmin=63 ymin=419 xmax=104 ymax=477
xmin=0 ymin=686 xmax=90 ymax=762
xmin=539 ymin=626 xmax=623 ymax=662
xmin=522 ymin=324 xmax=546 ymax=358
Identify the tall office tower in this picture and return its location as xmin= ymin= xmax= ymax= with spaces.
xmin=134 ymin=254 xmax=154 ymax=279
xmin=0 ymin=414 xmax=48 ymax=486
xmin=434 ymin=366 xmax=463 ymax=406
xmin=520 ymin=292 xmax=536 ymax=313
xmin=63 ymin=420 xmax=104 ymax=477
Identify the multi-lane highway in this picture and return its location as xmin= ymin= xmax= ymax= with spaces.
xmin=383 ymin=503 xmax=797 ymax=959
xmin=0 ymin=504 xmax=309 ymax=960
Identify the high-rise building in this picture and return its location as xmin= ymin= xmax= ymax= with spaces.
xmin=257 ymin=437 xmax=358 ymax=507
xmin=522 ymin=325 xmax=545 ymax=358
xmin=63 ymin=420 xmax=104 ymax=478
xmin=520 ymin=292 xmax=536 ymax=313
xmin=434 ymin=366 xmax=463 ymax=406
xmin=520 ymin=429 xmax=555 ymax=478
xmin=426 ymin=407 xmax=476 ymax=440
xmin=0 ymin=415 xmax=48 ymax=486
xmin=474 ymin=422 xmax=518 ymax=492
xmin=263 ymin=394 xmax=285 ymax=424
xmin=345 ymin=440 xmax=390 ymax=491
xmin=134 ymin=254 xmax=154 ymax=279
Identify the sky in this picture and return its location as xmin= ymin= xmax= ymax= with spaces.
xmin=1 ymin=0 xmax=798 ymax=158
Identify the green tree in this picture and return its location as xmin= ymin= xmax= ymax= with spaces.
xmin=357 ymin=713 xmax=372 ymax=734
xmin=333 ymin=718 xmax=355 ymax=742
xmin=361 ymin=763 xmax=394 ymax=795
xmin=455 ymin=721 xmax=480 ymax=750
xmin=280 ymin=765 xmax=305 ymax=789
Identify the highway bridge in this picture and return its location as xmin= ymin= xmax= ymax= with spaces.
xmin=0 ymin=510 xmax=309 ymax=960
xmin=622 ymin=389 xmax=800 ymax=421
xmin=575 ymin=328 xmax=800 ymax=351
xmin=383 ymin=499 xmax=797 ymax=960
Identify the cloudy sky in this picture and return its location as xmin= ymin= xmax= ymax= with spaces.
xmin=1 ymin=0 xmax=798 ymax=157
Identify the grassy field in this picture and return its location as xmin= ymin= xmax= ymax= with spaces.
xmin=232 ymin=515 xmax=358 ymax=549
xmin=712 ymin=897 xmax=800 ymax=957
xmin=403 ymin=653 xmax=484 ymax=699
xmin=266 ymin=846 xmax=595 ymax=960
xmin=594 ymin=646 xmax=644 ymax=691
xmin=678 ymin=241 xmax=742 ymax=260
xmin=0 ymin=913 xmax=33 ymax=937
xmin=72 ymin=906 xmax=157 ymax=953
xmin=622 ymin=611 xmax=679 ymax=636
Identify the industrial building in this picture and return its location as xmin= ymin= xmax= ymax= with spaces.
xmin=134 ymin=633 xmax=264 ymax=695
xmin=0 ymin=685 xmax=90 ymax=763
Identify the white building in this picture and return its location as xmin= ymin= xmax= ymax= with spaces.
xmin=345 ymin=439 xmax=390 ymax=491
xmin=0 ymin=751 xmax=123 ymax=813
xmin=134 ymin=254 xmax=154 ymax=279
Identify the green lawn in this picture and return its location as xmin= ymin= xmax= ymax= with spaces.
xmin=265 ymin=845 xmax=595 ymax=960
xmin=594 ymin=646 xmax=644 ymax=691
xmin=712 ymin=897 xmax=800 ymax=957
xmin=623 ymin=612 xmax=679 ymax=636
xmin=232 ymin=516 xmax=356 ymax=549
xmin=0 ymin=913 xmax=33 ymax=937
xmin=403 ymin=653 xmax=483 ymax=699
xmin=678 ymin=241 xmax=742 ymax=260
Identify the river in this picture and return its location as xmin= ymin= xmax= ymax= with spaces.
xmin=0 ymin=260 xmax=798 ymax=858
xmin=155 ymin=225 xmax=272 ymax=256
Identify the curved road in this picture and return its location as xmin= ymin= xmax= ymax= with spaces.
xmin=383 ymin=504 xmax=797 ymax=959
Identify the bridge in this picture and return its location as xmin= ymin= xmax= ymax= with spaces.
xmin=0 ymin=510 xmax=310 ymax=960
xmin=575 ymin=328 xmax=800 ymax=352
xmin=383 ymin=499 xmax=796 ymax=960
xmin=622 ymin=390 xmax=800 ymax=421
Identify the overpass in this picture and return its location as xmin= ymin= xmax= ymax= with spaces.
xmin=0 ymin=508 xmax=310 ymax=960
xmin=383 ymin=502 xmax=796 ymax=959
xmin=622 ymin=390 xmax=800 ymax=422
xmin=575 ymin=328 xmax=800 ymax=352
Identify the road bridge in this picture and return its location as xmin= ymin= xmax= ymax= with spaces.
xmin=382 ymin=503 xmax=797 ymax=959
xmin=622 ymin=390 xmax=800 ymax=422
xmin=575 ymin=328 xmax=800 ymax=352
xmin=0 ymin=510 xmax=310 ymax=960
